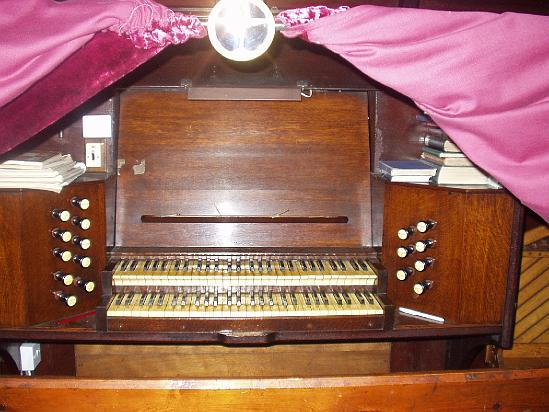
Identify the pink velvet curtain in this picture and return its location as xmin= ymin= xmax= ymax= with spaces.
xmin=279 ymin=6 xmax=549 ymax=222
xmin=0 ymin=0 xmax=205 ymax=153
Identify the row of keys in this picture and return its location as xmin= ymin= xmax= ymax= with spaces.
xmin=115 ymin=257 xmax=374 ymax=274
xmin=112 ymin=258 xmax=378 ymax=287
xmin=107 ymin=290 xmax=384 ymax=318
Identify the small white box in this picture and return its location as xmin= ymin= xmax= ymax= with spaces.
xmin=82 ymin=115 xmax=112 ymax=138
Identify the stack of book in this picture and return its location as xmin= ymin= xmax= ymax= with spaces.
xmin=0 ymin=152 xmax=86 ymax=192
xmin=418 ymin=117 xmax=499 ymax=187
xmin=379 ymin=159 xmax=437 ymax=183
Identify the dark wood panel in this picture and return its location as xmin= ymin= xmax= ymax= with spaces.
xmin=0 ymin=192 xmax=27 ymax=327
xmin=1 ymin=369 xmax=548 ymax=412
xmin=0 ymin=180 xmax=106 ymax=327
xmin=368 ymin=90 xmax=423 ymax=172
xmin=116 ymin=89 xmax=372 ymax=248
xmin=122 ymin=37 xmax=374 ymax=89
xmin=459 ymin=192 xmax=517 ymax=324
xmin=75 ymin=342 xmax=390 ymax=378
xmin=383 ymin=183 xmax=520 ymax=326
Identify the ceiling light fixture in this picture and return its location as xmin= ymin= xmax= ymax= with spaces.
xmin=207 ymin=0 xmax=276 ymax=62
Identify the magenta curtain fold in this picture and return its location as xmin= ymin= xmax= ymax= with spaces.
xmin=0 ymin=0 xmax=205 ymax=154
xmin=279 ymin=6 xmax=549 ymax=222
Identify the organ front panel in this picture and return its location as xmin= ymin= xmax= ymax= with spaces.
xmin=0 ymin=180 xmax=105 ymax=327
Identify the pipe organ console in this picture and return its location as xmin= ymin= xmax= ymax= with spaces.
xmin=0 ymin=0 xmax=532 ymax=376
xmin=0 ymin=86 xmax=522 ymax=351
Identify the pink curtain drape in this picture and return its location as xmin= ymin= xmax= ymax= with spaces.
xmin=279 ymin=6 xmax=549 ymax=222
xmin=0 ymin=0 xmax=205 ymax=154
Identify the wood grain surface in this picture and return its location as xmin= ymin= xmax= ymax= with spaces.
xmin=116 ymin=90 xmax=371 ymax=249
xmin=0 ymin=180 xmax=106 ymax=327
xmin=75 ymin=342 xmax=390 ymax=378
xmin=383 ymin=182 xmax=521 ymax=326
xmin=1 ymin=368 xmax=548 ymax=411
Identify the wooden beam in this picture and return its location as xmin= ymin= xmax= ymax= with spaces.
xmin=1 ymin=368 xmax=548 ymax=411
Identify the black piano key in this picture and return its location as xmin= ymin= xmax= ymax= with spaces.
xmin=152 ymin=260 xmax=159 ymax=271
xmin=290 ymin=292 xmax=298 ymax=306
xmin=358 ymin=259 xmax=369 ymax=271
xmin=157 ymin=294 xmax=165 ymax=306
xmin=267 ymin=259 xmax=273 ymax=272
xmin=341 ymin=291 xmax=352 ymax=305
xmin=149 ymin=293 xmax=156 ymax=306
xmin=174 ymin=259 xmax=181 ymax=271
xmin=332 ymin=291 xmax=343 ymax=305
xmin=299 ymin=260 xmax=307 ymax=271
xmin=350 ymin=259 xmax=360 ymax=271
xmin=124 ymin=293 xmax=134 ymax=306
xmin=183 ymin=259 xmax=189 ymax=271
xmin=312 ymin=291 xmax=320 ymax=305
xmin=288 ymin=261 xmax=295 ymax=272
xmin=130 ymin=260 xmax=138 ymax=271
xmin=354 ymin=291 xmax=365 ymax=305
xmin=279 ymin=260 xmax=286 ymax=272
xmin=304 ymin=292 xmax=311 ymax=306
xmin=171 ymin=295 xmax=178 ymax=306
xmin=317 ymin=260 xmax=325 ymax=271
xmin=329 ymin=259 xmax=338 ymax=271
xmin=337 ymin=260 xmax=347 ymax=271
xmin=308 ymin=260 xmax=317 ymax=271
xmin=144 ymin=259 xmax=151 ymax=271
xmin=115 ymin=294 xmax=124 ymax=305
xmin=120 ymin=260 xmax=129 ymax=271
xmin=320 ymin=291 xmax=329 ymax=305
xmin=161 ymin=261 xmax=168 ymax=271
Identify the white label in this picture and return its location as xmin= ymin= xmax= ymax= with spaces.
xmin=82 ymin=115 xmax=112 ymax=138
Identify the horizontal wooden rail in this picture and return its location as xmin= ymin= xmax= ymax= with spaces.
xmin=1 ymin=368 xmax=548 ymax=411
xmin=141 ymin=215 xmax=349 ymax=224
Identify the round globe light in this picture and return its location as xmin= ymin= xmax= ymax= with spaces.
xmin=207 ymin=0 xmax=276 ymax=62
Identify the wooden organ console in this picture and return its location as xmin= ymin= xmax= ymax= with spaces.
xmin=1 ymin=0 xmax=548 ymax=409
